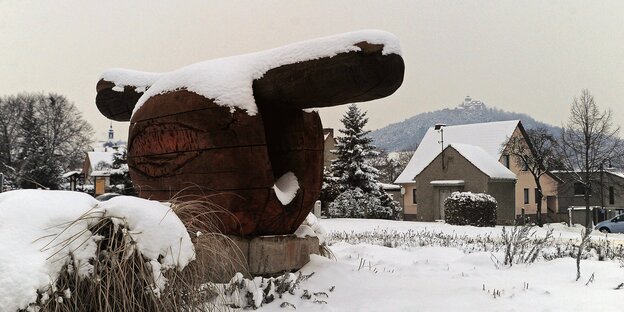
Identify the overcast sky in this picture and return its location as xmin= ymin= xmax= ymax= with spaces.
xmin=1 ymin=0 xmax=624 ymax=141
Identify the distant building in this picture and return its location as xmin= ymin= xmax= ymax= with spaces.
xmin=94 ymin=123 xmax=126 ymax=152
xmin=82 ymin=151 xmax=115 ymax=196
xmin=395 ymin=120 xmax=560 ymax=224
xmin=84 ymin=124 xmax=127 ymax=195
xmin=457 ymin=95 xmax=486 ymax=110
xmin=553 ymin=170 xmax=624 ymax=225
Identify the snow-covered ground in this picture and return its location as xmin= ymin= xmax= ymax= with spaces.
xmin=255 ymin=219 xmax=624 ymax=312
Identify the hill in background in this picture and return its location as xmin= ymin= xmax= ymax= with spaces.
xmin=368 ymin=96 xmax=560 ymax=152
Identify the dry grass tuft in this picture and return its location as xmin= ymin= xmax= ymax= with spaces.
xmin=30 ymin=196 xmax=246 ymax=312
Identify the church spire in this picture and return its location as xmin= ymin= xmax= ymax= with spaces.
xmin=108 ymin=122 xmax=114 ymax=140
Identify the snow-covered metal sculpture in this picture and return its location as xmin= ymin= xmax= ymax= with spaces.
xmin=95 ymin=30 xmax=404 ymax=236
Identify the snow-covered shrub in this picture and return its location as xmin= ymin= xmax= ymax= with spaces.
xmin=328 ymin=188 xmax=399 ymax=220
xmin=222 ymin=271 xmax=317 ymax=309
xmin=328 ymin=188 xmax=380 ymax=218
xmin=444 ymin=191 xmax=497 ymax=227
xmin=327 ymin=226 xmax=624 ymax=264
xmin=0 ymin=190 xmax=212 ymax=312
xmin=501 ymin=225 xmax=553 ymax=266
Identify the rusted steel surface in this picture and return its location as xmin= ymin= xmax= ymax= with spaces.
xmin=97 ymin=41 xmax=405 ymax=237
xmin=252 ymin=42 xmax=404 ymax=110
xmin=128 ymin=91 xmax=323 ymax=236
xmin=95 ymin=44 xmax=404 ymax=120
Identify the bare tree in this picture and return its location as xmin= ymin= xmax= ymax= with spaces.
xmin=505 ymin=127 xmax=559 ymax=226
xmin=0 ymin=95 xmax=29 ymax=185
xmin=558 ymin=89 xmax=623 ymax=281
xmin=13 ymin=93 xmax=94 ymax=189
xmin=560 ymin=89 xmax=623 ymax=229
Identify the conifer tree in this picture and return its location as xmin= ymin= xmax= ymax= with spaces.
xmin=330 ymin=104 xmax=380 ymax=193
xmin=328 ymin=104 xmax=400 ymax=219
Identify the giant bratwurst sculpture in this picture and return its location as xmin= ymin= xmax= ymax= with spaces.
xmin=96 ymin=30 xmax=404 ymax=236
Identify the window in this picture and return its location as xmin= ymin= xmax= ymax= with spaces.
xmin=412 ymin=188 xmax=417 ymax=204
xmin=535 ymin=188 xmax=539 ymax=204
xmin=502 ymin=155 xmax=510 ymax=169
xmin=609 ymin=186 xmax=615 ymax=205
xmin=522 ymin=161 xmax=529 ymax=171
xmin=574 ymin=183 xmax=586 ymax=196
xmin=523 ymin=188 xmax=529 ymax=205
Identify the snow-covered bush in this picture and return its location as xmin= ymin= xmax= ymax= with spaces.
xmin=444 ymin=191 xmax=497 ymax=227
xmin=0 ymin=190 xmax=207 ymax=312
xmin=222 ymin=271 xmax=318 ymax=309
xmin=328 ymin=188 xmax=380 ymax=218
xmin=327 ymin=226 xmax=624 ymax=264
xmin=501 ymin=225 xmax=553 ymax=266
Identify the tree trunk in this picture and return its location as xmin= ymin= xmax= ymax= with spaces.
xmin=535 ymin=180 xmax=543 ymax=227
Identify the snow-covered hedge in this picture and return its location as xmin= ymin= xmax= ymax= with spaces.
xmin=444 ymin=191 xmax=497 ymax=227
xmin=328 ymin=188 xmax=396 ymax=219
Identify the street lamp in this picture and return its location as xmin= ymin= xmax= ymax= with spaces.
xmin=435 ymin=124 xmax=446 ymax=169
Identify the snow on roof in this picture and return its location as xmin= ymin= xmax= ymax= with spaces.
xmin=430 ymin=180 xmax=465 ymax=186
xmin=101 ymin=29 xmax=401 ymax=116
xmin=377 ymin=182 xmax=401 ymax=190
xmin=450 ymin=144 xmax=516 ymax=180
xmin=90 ymin=170 xmax=112 ymax=177
xmin=61 ymin=170 xmax=81 ymax=178
xmin=395 ymin=120 xmax=519 ymax=183
xmin=87 ymin=151 xmax=114 ymax=171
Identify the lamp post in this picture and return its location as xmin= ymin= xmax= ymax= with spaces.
xmin=435 ymin=124 xmax=446 ymax=170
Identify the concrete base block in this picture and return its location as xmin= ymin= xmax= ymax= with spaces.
xmin=247 ymin=235 xmax=320 ymax=277
xmin=193 ymin=234 xmax=320 ymax=282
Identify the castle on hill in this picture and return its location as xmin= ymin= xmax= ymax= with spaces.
xmin=457 ymin=96 xmax=486 ymax=110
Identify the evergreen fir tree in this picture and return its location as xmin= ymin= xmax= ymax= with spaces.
xmin=110 ymin=147 xmax=136 ymax=196
xmin=320 ymin=167 xmax=341 ymax=215
xmin=330 ymin=104 xmax=380 ymax=193
xmin=327 ymin=104 xmax=401 ymax=219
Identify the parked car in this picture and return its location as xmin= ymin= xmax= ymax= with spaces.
xmin=595 ymin=214 xmax=624 ymax=233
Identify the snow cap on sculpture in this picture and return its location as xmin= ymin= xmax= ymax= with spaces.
xmin=95 ymin=30 xmax=405 ymax=236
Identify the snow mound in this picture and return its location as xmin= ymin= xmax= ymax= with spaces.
xmin=0 ymin=190 xmax=194 ymax=311
xmin=101 ymin=29 xmax=401 ymax=116
xmin=296 ymin=213 xmax=327 ymax=244
xmin=273 ymin=172 xmax=300 ymax=205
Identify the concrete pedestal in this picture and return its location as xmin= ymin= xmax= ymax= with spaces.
xmin=192 ymin=234 xmax=320 ymax=282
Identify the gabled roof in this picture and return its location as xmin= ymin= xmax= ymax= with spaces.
xmin=87 ymin=151 xmax=115 ymax=171
xmin=395 ymin=120 xmax=520 ymax=183
xmin=449 ymin=144 xmax=516 ymax=180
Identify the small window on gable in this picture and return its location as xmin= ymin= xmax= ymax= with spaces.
xmin=574 ymin=183 xmax=586 ymax=196
xmin=609 ymin=186 xmax=615 ymax=205
xmin=412 ymin=188 xmax=417 ymax=204
xmin=502 ymin=155 xmax=510 ymax=169
xmin=522 ymin=161 xmax=529 ymax=171
xmin=523 ymin=188 xmax=529 ymax=205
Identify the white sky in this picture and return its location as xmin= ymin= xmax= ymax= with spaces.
xmin=1 ymin=0 xmax=624 ymax=141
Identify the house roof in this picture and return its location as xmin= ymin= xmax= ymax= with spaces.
xmin=449 ymin=144 xmax=516 ymax=180
xmin=395 ymin=120 xmax=520 ymax=183
xmin=87 ymin=151 xmax=115 ymax=171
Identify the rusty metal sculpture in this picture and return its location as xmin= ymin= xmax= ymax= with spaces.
xmin=95 ymin=32 xmax=404 ymax=237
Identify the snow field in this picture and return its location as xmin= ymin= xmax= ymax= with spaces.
xmin=253 ymin=219 xmax=624 ymax=311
